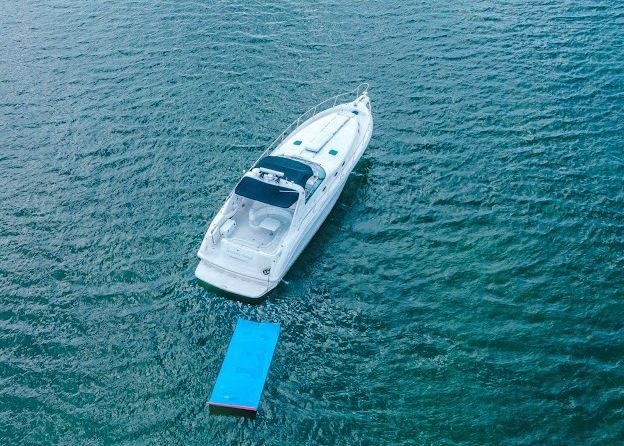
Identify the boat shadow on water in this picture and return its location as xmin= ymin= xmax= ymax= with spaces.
xmin=276 ymin=154 xmax=374 ymax=278
xmin=207 ymin=404 xmax=257 ymax=419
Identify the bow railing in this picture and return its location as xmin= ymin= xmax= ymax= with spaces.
xmin=255 ymin=83 xmax=370 ymax=163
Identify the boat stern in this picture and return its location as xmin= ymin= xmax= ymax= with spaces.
xmin=195 ymin=259 xmax=274 ymax=300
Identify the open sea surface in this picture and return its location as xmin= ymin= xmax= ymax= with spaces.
xmin=1 ymin=0 xmax=623 ymax=444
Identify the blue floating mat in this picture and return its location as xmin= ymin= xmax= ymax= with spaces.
xmin=208 ymin=319 xmax=280 ymax=413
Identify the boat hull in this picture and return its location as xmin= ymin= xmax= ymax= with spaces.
xmin=195 ymin=259 xmax=274 ymax=300
xmin=195 ymin=90 xmax=372 ymax=300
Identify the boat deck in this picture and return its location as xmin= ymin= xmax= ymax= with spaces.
xmin=226 ymin=205 xmax=291 ymax=254
xmin=272 ymin=106 xmax=364 ymax=175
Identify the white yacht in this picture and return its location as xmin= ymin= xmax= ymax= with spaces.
xmin=195 ymin=85 xmax=373 ymax=299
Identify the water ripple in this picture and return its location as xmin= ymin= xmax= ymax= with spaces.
xmin=1 ymin=0 xmax=623 ymax=444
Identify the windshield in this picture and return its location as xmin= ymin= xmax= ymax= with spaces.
xmin=304 ymin=164 xmax=326 ymax=202
xmin=234 ymin=177 xmax=299 ymax=208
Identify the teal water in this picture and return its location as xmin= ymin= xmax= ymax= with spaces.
xmin=1 ymin=0 xmax=623 ymax=444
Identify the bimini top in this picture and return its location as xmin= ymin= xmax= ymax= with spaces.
xmin=235 ymin=177 xmax=299 ymax=208
xmin=255 ymin=156 xmax=313 ymax=188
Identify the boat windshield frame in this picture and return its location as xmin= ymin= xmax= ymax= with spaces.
xmin=270 ymin=155 xmax=326 ymax=203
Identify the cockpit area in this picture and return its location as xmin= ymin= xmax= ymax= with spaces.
xmin=215 ymin=156 xmax=325 ymax=254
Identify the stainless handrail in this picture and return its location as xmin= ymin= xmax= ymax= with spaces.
xmin=254 ymin=83 xmax=370 ymax=164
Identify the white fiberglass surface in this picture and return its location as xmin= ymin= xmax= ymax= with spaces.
xmin=273 ymin=106 xmax=367 ymax=175
xmin=224 ymin=199 xmax=293 ymax=252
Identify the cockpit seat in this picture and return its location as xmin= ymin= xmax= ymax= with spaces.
xmin=259 ymin=216 xmax=281 ymax=233
xmin=249 ymin=205 xmax=292 ymax=233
